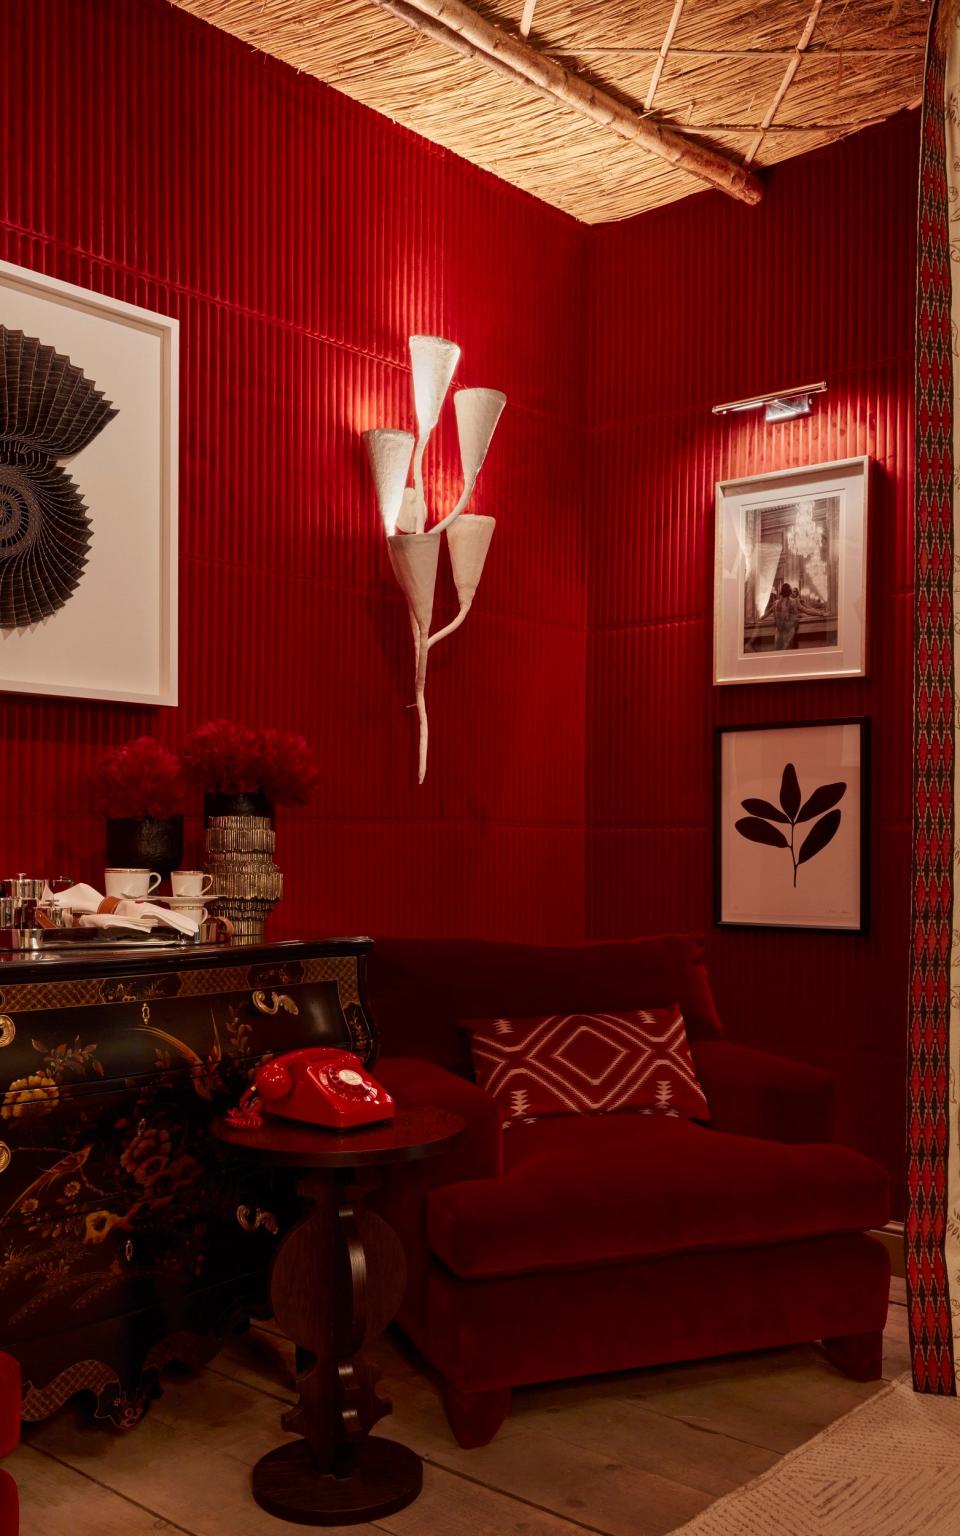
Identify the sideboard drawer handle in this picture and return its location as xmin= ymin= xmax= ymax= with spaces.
xmin=0 ymin=1143 xmax=11 ymax=1174
xmin=0 ymin=1017 xmax=14 ymax=1048
xmin=237 ymin=1204 xmax=278 ymax=1235
xmin=251 ymin=991 xmax=299 ymax=1017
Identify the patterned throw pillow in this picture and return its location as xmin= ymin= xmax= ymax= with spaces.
xmin=464 ymin=1005 xmax=710 ymax=1126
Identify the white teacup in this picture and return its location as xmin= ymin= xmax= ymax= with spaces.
xmin=179 ymin=904 xmax=208 ymax=927
xmin=171 ymin=870 xmax=213 ymax=898
xmin=105 ymin=868 xmax=161 ymax=899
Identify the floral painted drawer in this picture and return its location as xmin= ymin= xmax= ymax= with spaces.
xmin=0 ymin=938 xmax=374 ymax=1426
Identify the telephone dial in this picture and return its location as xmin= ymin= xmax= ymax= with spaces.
xmin=227 ymin=1047 xmax=395 ymax=1132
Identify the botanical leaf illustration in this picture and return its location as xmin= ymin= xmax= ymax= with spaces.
xmin=779 ymin=763 xmax=801 ymax=821
xmin=797 ymin=808 xmax=842 ymax=866
xmin=797 ymin=781 xmax=846 ymax=822
xmin=734 ymin=761 xmax=846 ymax=889
xmin=740 ymin=797 xmax=790 ymax=823
xmin=734 ymin=816 xmax=789 ymax=849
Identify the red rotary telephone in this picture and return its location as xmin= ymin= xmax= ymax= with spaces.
xmin=228 ymin=1047 xmax=395 ymax=1132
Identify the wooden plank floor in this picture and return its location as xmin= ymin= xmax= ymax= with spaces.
xmin=10 ymin=1279 xmax=911 ymax=1536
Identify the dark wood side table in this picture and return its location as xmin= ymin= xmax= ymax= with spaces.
xmin=213 ymin=1105 xmax=463 ymax=1526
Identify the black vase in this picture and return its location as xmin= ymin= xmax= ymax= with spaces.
xmin=203 ymin=790 xmax=274 ymax=824
xmin=105 ymin=815 xmax=184 ymax=878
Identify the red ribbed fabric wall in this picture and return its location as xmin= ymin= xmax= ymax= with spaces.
xmin=0 ymin=0 xmax=917 ymax=1190
xmin=0 ymin=0 xmax=587 ymax=942
xmin=587 ymin=111 xmax=919 ymax=1198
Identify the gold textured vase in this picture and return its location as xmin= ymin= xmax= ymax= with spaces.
xmin=204 ymin=815 xmax=283 ymax=945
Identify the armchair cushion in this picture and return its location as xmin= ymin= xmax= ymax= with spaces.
xmin=692 ymin=1040 xmax=835 ymax=1142
xmin=426 ymin=1115 xmax=889 ymax=1279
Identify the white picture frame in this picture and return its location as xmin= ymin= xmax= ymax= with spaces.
xmin=714 ymin=456 xmax=869 ymax=686
xmin=0 ymin=258 xmax=178 ymax=705
xmin=715 ymin=718 xmax=869 ymax=933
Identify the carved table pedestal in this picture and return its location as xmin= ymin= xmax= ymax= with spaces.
xmin=213 ymin=1105 xmax=463 ymax=1526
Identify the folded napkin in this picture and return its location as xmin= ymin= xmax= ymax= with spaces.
xmin=47 ymin=882 xmax=103 ymax=914
xmin=113 ymin=899 xmax=200 ymax=936
xmin=52 ymin=884 xmax=200 ymax=937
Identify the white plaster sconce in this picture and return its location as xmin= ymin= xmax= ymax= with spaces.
xmin=364 ymin=336 xmax=506 ymax=782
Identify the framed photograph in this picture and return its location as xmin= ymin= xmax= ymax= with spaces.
xmin=714 ymin=456 xmax=869 ymax=686
xmin=0 ymin=258 xmax=178 ymax=705
xmin=715 ymin=719 xmax=869 ymax=933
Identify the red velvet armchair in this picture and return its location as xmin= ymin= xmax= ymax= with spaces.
xmin=368 ymin=934 xmax=891 ymax=1448
xmin=0 ymin=1353 xmax=20 ymax=1536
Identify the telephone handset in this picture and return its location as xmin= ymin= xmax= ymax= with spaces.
xmin=227 ymin=1047 xmax=395 ymax=1132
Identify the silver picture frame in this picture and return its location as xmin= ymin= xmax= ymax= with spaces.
xmin=714 ymin=456 xmax=869 ymax=686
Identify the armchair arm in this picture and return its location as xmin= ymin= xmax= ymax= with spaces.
xmin=372 ymin=1059 xmax=503 ymax=1349
xmin=692 ymin=1040 xmax=835 ymax=1143
xmin=376 ymin=1057 xmax=503 ymax=1183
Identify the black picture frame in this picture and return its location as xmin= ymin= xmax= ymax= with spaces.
xmin=714 ymin=717 xmax=870 ymax=935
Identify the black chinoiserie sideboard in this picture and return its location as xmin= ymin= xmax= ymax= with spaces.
xmin=0 ymin=938 xmax=375 ymax=1427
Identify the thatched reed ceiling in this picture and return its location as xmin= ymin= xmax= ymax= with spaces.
xmin=169 ymin=0 xmax=928 ymax=223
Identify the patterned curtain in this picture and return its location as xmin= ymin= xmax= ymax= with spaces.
xmin=911 ymin=0 xmax=960 ymax=1395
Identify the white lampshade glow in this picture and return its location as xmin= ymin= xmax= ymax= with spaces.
xmin=409 ymin=336 xmax=461 ymax=437
xmin=363 ymin=428 xmax=414 ymax=537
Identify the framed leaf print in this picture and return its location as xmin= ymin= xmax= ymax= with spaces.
xmin=714 ymin=719 xmax=869 ymax=933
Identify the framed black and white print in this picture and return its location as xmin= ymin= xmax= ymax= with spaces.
xmin=714 ymin=457 xmax=869 ymax=686
xmin=715 ymin=719 xmax=869 ymax=933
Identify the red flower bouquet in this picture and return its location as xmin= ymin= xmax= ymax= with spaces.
xmin=97 ymin=737 xmax=183 ymax=820
xmin=259 ymin=729 xmax=320 ymax=807
xmin=180 ymin=719 xmax=262 ymax=796
xmin=181 ymin=720 xmax=318 ymax=807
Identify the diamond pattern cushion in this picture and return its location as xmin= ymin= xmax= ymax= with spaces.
xmin=464 ymin=1005 xmax=709 ymax=1125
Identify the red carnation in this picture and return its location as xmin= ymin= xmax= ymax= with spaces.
xmin=97 ymin=737 xmax=183 ymax=820
xmin=259 ymin=730 xmax=320 ymax=807
xmin=180 ymin=719 xmax=262 ymax=796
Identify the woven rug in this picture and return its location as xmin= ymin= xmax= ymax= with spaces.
xmin=671 ymin=1377 xmax=960 ymax=1534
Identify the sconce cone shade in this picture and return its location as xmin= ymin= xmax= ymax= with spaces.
xmin=409 ymin=335 xmax=461 ymax=437
xmin=446 ymin=515 xmax=496 ymax=606
xmin=386 ymin=531 xmax=441 ymax=633
xmin=432 ymin=387 xmax=508 ymax=536
xmin=363 ymin=428 xmax=414 ymax=537
xmin=456 ymin=388 xmax=507 ymax=488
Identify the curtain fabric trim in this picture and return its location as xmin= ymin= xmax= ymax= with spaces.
xmin=910 ymin=0 xmax=958 ymax=1395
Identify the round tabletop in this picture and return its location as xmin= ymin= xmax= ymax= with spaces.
xmin=211 ymin=1103 xmax=464 ymax=1168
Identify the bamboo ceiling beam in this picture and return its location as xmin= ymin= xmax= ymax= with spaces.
xmin=573 ymin=46 xmax=920 ymax=59
xmin=519 ymin=0 xmax=537 ymax=39
xmin=368 ymin=0 xmax=763 ymax=203
xmin=746 ymin=0 xmax=824 ymax=164
xmin=676 ymin=120 xmax=907 ymax=133
xmin=643 ymin=0 xmax=685 ymax=112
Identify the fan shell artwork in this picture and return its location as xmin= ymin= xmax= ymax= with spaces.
xmin=0 ymin=325 xmax=118 ymax=628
